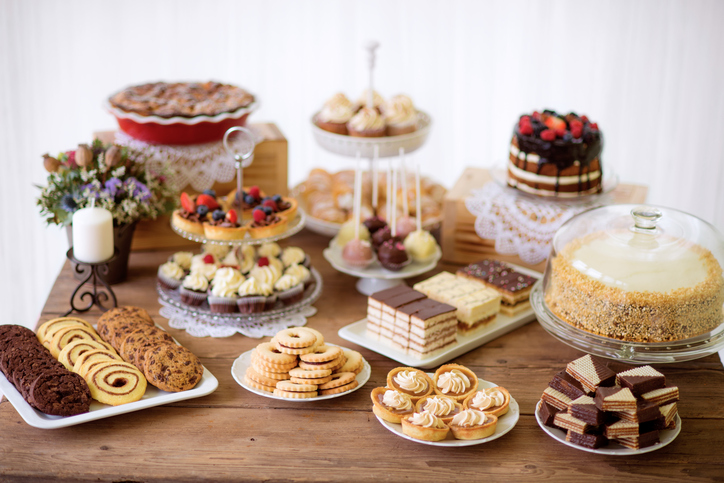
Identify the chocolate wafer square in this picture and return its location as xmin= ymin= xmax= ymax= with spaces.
xmin=539 ymin=401 xmax=560 ymax=428
xmin=615 ymin=400 xmax=663 ymax=424
xmin=566 ymin=354 xmax=616 ymax=393
xmin=594 ymin=386 xmax=637 ymax=412
xmin=569 ymin=395 xmax=606 ymax=426
xmin=550 ymin=370 xmax=589 ymax=400
xmin=554 ymin=412 xmax=590 ymax=434
xmin=616 ymin=365 xmax=666 ymax=396
xmin=616 ymin=428 xmax=660 ymax=450
xmin=542 ymin=387 xmax=573 ymax=411
xmin=640 ymin=386 xmax=679 ymax=406
xmin=566 ymin=430 xmax=609 ymax=449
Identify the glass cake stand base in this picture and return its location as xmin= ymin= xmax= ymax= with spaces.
xmin=531 ymin=280 xmax=724 ymax=364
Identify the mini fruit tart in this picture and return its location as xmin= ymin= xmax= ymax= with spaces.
xmin=386 ymin=367 xmax=434 ymax=403
xmin=448 ymin=409 xmax=498 ymax=440
xmin=248 ymin=207 xmax=288 ymax=239
xmin=401 ymin=411 xmax=450 ymax=442
xmin=226 ymin=185 xmax=267 ymax=218
xmin=171 ymin=192 xmax=209 ymax=236
xmin=463 ymin=386 xmax=511 ymax=417
xmin=275 ymin=195 xmax=298 ymax=222
xmin=203 ymin=208 xmax=248 ymax=240
xmin=370 ymin=387 xmax=415 ymax=424
xmin=415 ymin=395 xmax=463 ymax=424
xmin=432 ymin=364 xmax=478 ymax=402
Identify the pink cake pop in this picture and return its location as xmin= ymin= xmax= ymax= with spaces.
xmin=343 ymin=154 xmax=374 ymax=269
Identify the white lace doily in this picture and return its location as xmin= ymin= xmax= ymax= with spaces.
xmin=114 ymin=129 xmax=264 ymax=192
xmin=159 ymin=299 xmax=317 ymax=338
xmin=465 ymin=183 xmax=609 ymax=265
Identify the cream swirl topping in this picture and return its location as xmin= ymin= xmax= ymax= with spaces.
xmin=471 ymin=388 xmax=505 ymax=410
xmin=251 ymin=264 xmax=281 ymax=286
xmin=181 ymin=272 xmax=209 ymax=292
xmin=382 ymin=390 xmax=412 ymax=411
xmin=159 ymin=262 xmax=185 ymax=281
xmin=274 ymin=274 xmax=299 ymax=292
xmin=257 ymin=242 xmax=281 ymax=258
xmin=348 ymin=107 xmax=385 ymax=132
xmin=451 ymin=409 xmax=488 ymax=428
xmin=394 ymin=370 xmax=428 ymax=394
xmin=383 ymin=96 xmax=417 ymax=127
xmin=210 ymin=274 xmax=242 ymax=298
xmin=318 ymin=103 xmax=354 ymax=124
xmin=437 ymin=369 xmax=471 ymax=394
xmin=422 ymin=396 xmax=456 ymax=417
xmin=191 ymin=253 xmax=215 ymax=268
xmin=281 ymin=247 xmax=306 ymax=267
xmin=171 ymin=251 xmax=193 ymax=270
xmin=356 ymin=89 xmax=384 ymax=109
xmin=324 ymin=92 xmax=353 ymax=109
xmin=237 ymin=277 xmax=263 ymax=296
xmin=268 ymin=256 xmax=284 ymax=274
xmin=408 ymin=411 xmax=446 ymax=429
xmin=285 ymin=264 xmax=310 ymax=283
xmin=221 ymin=249 xmax=240 ymax=267
xmin=259 ymin=282 xmax=274 ymax=296
xmin=190 ymin=263 xmax=217 ymax=281
xmin=201 ymin=243 xmax=230 ymax=259
xmin=212 ymin=267 xmax=244 ymax=288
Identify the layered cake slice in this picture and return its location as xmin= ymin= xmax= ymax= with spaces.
xmin=366 ymin=285 xmax=417 ymax=341
xmin=379 ymin=289 xmax=426 ymax=345
xmin=456 ymin=259 xmax=538 ymax=316
xmin=392 ymin=299 xmax=440 ymax=353
xmin=407 ymin=303 xmax=457 ymax=359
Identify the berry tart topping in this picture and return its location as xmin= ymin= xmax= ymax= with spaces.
xmin=253 ymin=207 xmax=267 ymax=223
xmin=202 ymin=189 xmax=216 ymax=197
xmin=248 ymin=186 xmax=261 ymax=199
xmin=197 ymin=193 xmax=220 ymax=210
xmin=180 ymin=192 xmax=196 ymax=213
xmin=212 ymin=209 xmax=226 ymax=221
xmin=196 ymin=205 xmax=209 ymax=217
xmin=262 ymin=198 xmax=278 ymax=212
xmin=226 ymin=209 xmax=238 ymax=224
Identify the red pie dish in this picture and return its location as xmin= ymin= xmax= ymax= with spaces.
xmin=106 ymin=81 xmax=258 ymax=145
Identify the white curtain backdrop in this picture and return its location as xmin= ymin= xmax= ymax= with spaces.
xmin=1 ymin=0 xmax=723 ymax=329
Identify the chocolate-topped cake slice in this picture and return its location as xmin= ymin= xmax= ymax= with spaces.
xmin=594 ymin=386 xmax=637 ymax=412
xmin=615 ymin=366 xmax=666 ymax=397
xmin=457 ymin=259 xmax=538 ymax=315
xmin=366 ymin=286 xmax=419 ymax=341
xmin=566 ymin=354 xmax=616 ymax=393
xmin=569 ymin=395 xmax=606 ymax=426
xmin=550 ymin=370 xmax=589 ymax=400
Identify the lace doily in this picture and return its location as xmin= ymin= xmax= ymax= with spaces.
xmin=159 ymin=299 xmax=317 ymax=338
xmin=114 ymin=129 xmax=264 ymax=192
xmin=465 ymin=183 xmax=610 ymax=265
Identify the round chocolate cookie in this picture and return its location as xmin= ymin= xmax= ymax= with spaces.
xmin=0 ymin=341 xmax=51 ymax=377
xmin=12 ymin=358 xmax=65 ymax=398
xmin=0 ymin=325 xmax=37 ymax=353
xmin=143 ymin=344 xmax=204 ymax=392
xmin=28 ymin=371 xmax=91 ymax=416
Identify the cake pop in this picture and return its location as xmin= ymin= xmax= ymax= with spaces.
xmin=364 ymin=215 xmax=388 ymax=235
xmin=377 ymin=239 xmax=410 ymax=271
xmin=395 ymin=216 xmax=417 ymax=239
xmin=342 ymin=154 xmax=375 ymax=269
xmin=336 ymin=219 xmax=370 ymax=248
xmin=403 ymin=161 xmax=439 ymax=261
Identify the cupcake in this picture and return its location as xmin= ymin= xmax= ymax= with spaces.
xmin=281 ymin=246 xmax=309 ymax=268
xmin=250 ymin=259 xmax=282 ymax=286
xmin=274 ymin=274 xmax=304 ymax=306
xmin=237 ymin=277 xmax=267 ymax=314
xmin=170 ymin=251 xmax=193 ymax=271
xmin=285 ymin=264 xmax=312 ymax=289
xmin=179 ymin=272 xmax=209 ymax=307
xmin=201 ymin=243 xmax=230 ymax=260
xmin=347 ymin=107 xmax=386 ymax=138
xmin=190 ymin=253 xmax=219 ymax=282
xmin=316 ymin=94 xmax=354 ymax=135
xmin=383 ymin=95 xmax=418 ymax=136
xmin=207 ymin=268 xmax=244 ymax=313
xmin=260 ymin=281 xmax=277 ymax=309
xmin=355 ymin=89 xmax=385 ymax=113
xmin=223 ymin=245 xmax=256 ymax=274
xmin=157 ymin=261 xmax=185 ymax=290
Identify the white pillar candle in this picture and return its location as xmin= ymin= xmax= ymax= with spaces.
xmin=72 ymin=204 xmax=114 ymax=263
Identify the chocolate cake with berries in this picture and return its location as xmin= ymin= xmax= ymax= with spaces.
xmin=508 ymin=110 xmax=603 ymax=197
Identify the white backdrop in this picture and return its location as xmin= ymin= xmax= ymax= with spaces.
xmin=2 ymin=0 xmax=723 ymax=329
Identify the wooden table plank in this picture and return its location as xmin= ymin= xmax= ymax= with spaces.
xmin=1 ymin=228 xmax=723 ymax=482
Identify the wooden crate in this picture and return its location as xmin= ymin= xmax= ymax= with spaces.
xmin=94 ymin=123 xmax=288 ymax=251
xmin=441 ymin=167 xmax=649 ymax=272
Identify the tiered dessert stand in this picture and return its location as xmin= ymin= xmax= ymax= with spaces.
xmin=313 ymin=42 xmax=437 ymax=295
xmin=158 ymin=127 xmax=322 ymax=337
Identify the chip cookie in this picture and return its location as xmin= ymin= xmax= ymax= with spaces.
xmin=119 ymin=326 xmax=174 ymax=363
xmin=143 ymin=343 xmax=204 ymax=392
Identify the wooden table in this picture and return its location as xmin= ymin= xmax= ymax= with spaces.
xmin=2 ymin=229 xmax=723 ymax=482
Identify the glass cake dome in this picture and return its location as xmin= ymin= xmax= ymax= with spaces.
xmin=531 ymin=204 xmax=724 ymax=363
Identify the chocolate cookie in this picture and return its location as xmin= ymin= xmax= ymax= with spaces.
xmin=13 ymin=358 xmax=65 ymax=398
xmin=143 ymin=343 xmax=204 ymax=392
xmin=0 ymin=325 xmax=37 ymax=353
xmin=27 ymin=371 xmax=91 ymax=416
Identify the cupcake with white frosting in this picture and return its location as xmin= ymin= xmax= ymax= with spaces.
xmin=347 ymin=107 xmax=385 ymax=138
xmin=207 ymin=267 xmax=244 ymax=313
xmin=275 ymin=273 xmax=304 ymax=306
xmin=383 ymin=94 xmax=418 ymax=136
xmin=237 ymin=277 xmax=267 ymax=314
xmin=179 ymin=272 xmax=210 ymax=307
xmin=157 ymin=261 xmax=185 ymax=290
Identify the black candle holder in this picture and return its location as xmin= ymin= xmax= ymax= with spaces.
xmin=63 ymin=248 xmax=118 ymax=316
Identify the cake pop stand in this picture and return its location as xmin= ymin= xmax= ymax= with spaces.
xmin=323 ymin=240 xmax=441 ymax=295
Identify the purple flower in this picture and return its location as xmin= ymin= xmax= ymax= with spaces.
xmin=125 ymin=177 xmax=151 ymax=201
xmin=82 ymin=183 xmax=102 ymax=199
xmin=104 ymin=178 xmax=124 ymax=197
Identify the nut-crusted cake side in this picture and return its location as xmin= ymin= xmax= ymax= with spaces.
xmin=109 ymin=81 xmax=255 ymax=118
xmin=545 ymin=234 xmax=724 ymax=342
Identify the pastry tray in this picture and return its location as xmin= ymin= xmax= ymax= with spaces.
xmin=0 ymin=365 xmax=218 ymax=430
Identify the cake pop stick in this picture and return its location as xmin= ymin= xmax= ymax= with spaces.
xmin=366 ymin=41 xmax=379 ymax=109
xmin=372 ymin=145 xmax=379 ymax=213
xmin=415 ymin=161 xmax=422 ymax=232
xmin=354 ymin=152 xmax=361 ymax=240
xmin=386 ymin=159 xmax=392 ymax=223
xmin=399 ymin=148 xmax=409 ymax=217
xmin=391 ymin=159 xmax=398 ymax=237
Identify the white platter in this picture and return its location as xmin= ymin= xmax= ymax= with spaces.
xmin=535 ymin=400 xmax=682 ymax=455
xmin=311 ymin=111 xmax=432 ymax=158
xmin=375 ymin=378 xmax=519 ymax=446
xmin=0 ymin=365 xmax=218 ymax=430
xmin=231 ymin=345 xmax=370 ymax=401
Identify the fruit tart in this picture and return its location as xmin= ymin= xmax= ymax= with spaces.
xmin=400 ymin=411 xmax=450 ymax=442
xmin=370 ymin=387 xmax=415 ymax=424
xmin=171 ymin=192 xmax=210 ymax=236
xmin=248 ymin=207 xmax=288 ymax=239
xmin=463 ymin=386 xmax=511 ymax=417
xmin=448 ymin=409 xmax=498 ymax=440
xmin=432 ymin=364 xmax=478 ymax=402
xmin=203 ymin=208 xmax=248 ymax=240
xmin=226 ymin=185 xmax=266 ymax=218
xmin=386 ymin=367 xmax=434 ymax=402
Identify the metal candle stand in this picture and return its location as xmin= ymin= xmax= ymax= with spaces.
xmin=63 ymin=248 xmax=118 ymax=316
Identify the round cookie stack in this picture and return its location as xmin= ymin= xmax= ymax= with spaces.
xmin=244 ymin=327 xmax=365 ymax=398
xmin=97 ymin=306 xmax=204 ymax=393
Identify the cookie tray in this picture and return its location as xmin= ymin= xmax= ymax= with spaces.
xmin=0 ymin=366 xmax=218 ymax=429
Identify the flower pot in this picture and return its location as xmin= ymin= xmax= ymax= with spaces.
xmin=66 ymin=221 xmax=138 ymax=285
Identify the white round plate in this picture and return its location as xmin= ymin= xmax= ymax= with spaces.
xmin=375 ymin=379 xmax=520 ymax=446
xmin=311 ymin=111 xmax=432 ymax=158
xmin=231 ymin=345 xmax=370 ymax=401
xmin=535 ymin=400 xmax=682 ymax=455
xmin=323 ymin=239 xmax=440 ymax=281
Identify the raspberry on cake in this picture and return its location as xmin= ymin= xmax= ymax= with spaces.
xmin=508 ymin=109 xmax=604 ymax=197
